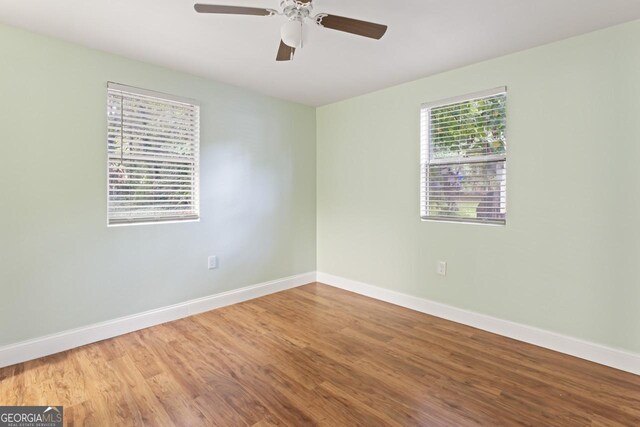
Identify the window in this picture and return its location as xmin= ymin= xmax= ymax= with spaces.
xmin=107 ymin=83 xmax=200 ymax=226
xmin=420 ymin=87 xmax=507 ymax=225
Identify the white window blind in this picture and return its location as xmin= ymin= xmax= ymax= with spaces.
xmin=420 ymin=87 xmax=507 ymax=225
xmin=107 ymin=82 xmax=200 ymax=226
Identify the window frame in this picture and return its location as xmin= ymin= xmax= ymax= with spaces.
xmin=106 ymin=82 xmax=201 ymax=227
xmin=420 ymin=87 xmax=507 ymax=226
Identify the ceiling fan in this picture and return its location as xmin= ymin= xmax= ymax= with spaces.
xmin=194 ymin=0 xmax=388 ymax=61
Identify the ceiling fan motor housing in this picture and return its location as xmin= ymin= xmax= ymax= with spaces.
xmin=280 ymin=0 xmax=313 ymax=20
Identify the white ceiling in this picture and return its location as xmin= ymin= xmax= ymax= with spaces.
xmin=2 ymin=0 xmax=640 ymax=106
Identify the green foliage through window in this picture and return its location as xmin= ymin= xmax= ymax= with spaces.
xmin=421 ymin=89 xmax=507 ymax=224
xmin=107 ymin=83 xmax=200 ymax=226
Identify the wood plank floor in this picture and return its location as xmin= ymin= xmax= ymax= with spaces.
xmin=1 ymin=283 xmax=639 ymax=426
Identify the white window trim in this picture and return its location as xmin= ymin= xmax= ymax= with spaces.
xmin=420 ymin=86 xmax=507 ymax=226
xmin=106 ymin=82 xmax=201 ymax=227
xmin=107 ymin=82 xmax=200 ymax=107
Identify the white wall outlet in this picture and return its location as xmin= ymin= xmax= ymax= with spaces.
xmin=437 ymin=261 xmax=447 ymax=276
xmin=208 ymin=256 xmax=218 ymax=270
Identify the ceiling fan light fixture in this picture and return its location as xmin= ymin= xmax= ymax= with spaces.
xmin=281 ymin=18 xmax=303 ymax=48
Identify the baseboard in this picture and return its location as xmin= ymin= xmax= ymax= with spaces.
xmin=0 ymin=272 xmax=316 ymax=369
xmin=5 ymin=271 xmax=639 ymax=376
xmin=316 ymin=272 xmax=640 ymax=376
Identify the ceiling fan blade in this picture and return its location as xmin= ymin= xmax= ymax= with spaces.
xmin=276 ymin=40 xmax=295 ymax=61
xmin=194 ymin=4 xmax=273 ymax=16
xmin=316 ymin=14 xmax=387 ymax=39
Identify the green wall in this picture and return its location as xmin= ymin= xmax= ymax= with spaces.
xmin=317 ymin=21 xmax=640 ymax=353
xmin=2 ymin=20 xmax=639 ymax=354
xmin=0 ymin=24 xmax=317 ymax=346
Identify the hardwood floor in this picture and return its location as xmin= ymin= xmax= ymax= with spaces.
xmin=1 ymin=283 xmax=639 ymax=426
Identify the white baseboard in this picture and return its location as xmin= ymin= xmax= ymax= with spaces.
xmin=4 ymin=270 xmax=639 ymax=376
xmin=0 ymin=272 xmax=316 ymax=369
xmin=317 ymin=272 xmax=640 ymax=376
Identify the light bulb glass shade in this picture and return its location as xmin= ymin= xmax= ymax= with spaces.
xmin=281 ymin=19 xmax=303 ymax=48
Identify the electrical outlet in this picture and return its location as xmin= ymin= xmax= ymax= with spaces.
xmin=208 ymin=256 xmax=218 ymax=270
xmin=437 ymin=261 xmax=447 ymax=276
